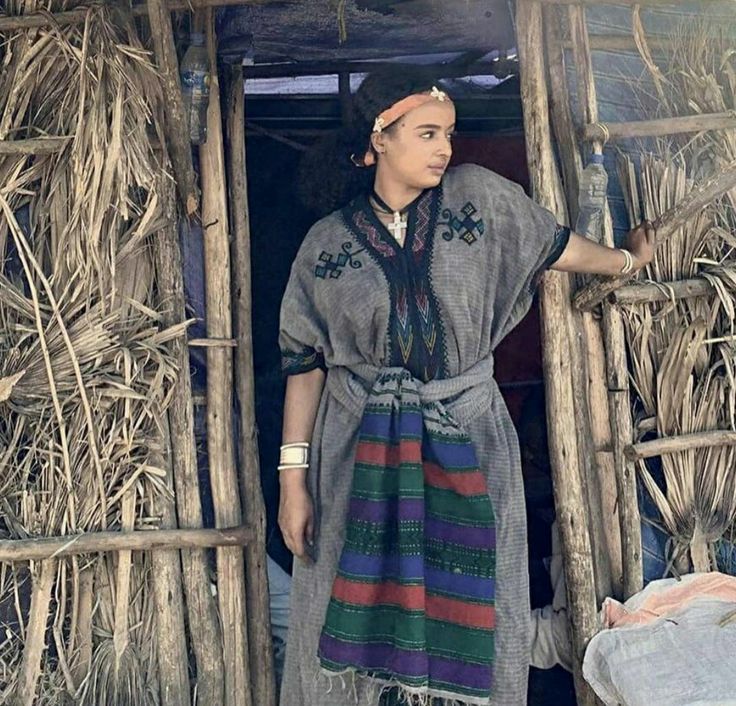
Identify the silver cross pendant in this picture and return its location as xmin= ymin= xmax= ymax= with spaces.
xmin=387 ymin=211 xmax=407 ymax=243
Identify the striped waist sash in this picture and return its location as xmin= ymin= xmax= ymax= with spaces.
xmin=318 ymin=368 xmax=496 ymax=705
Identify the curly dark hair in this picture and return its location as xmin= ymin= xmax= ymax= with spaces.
xmin=297 ymin=65 xmax=442 ymax=218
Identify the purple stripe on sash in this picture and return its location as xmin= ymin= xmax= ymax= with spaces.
xmin=361 ymin=410 xmax=423 ymax=439
xmin=423 ymin=439 xmax=479 ymax=469
xmin=425 ymin=516 xmax=495 ymax=549
xmin=349 ymin=497 xmax=424 ymax=523
xmin=425 ymin=566 xmax=495 ymax=601
xmin=429 ymin=654 xmax=493 ymax=691
xmin=339 ymin=550 xmax=424 ymax=580
xmin=318 ymin=634 xmax=492 ymax=690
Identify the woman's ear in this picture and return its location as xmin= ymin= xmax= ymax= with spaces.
xmin=370 ymin=131 xmax=386 ymax=155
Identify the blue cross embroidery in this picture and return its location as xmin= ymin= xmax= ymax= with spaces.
xmin=439 ymin=202 xmax=485 ymax=245
xmin=314 ymin=242 xmax=365 ymax=279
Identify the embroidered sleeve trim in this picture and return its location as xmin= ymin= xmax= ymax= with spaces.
xmin=281 ymin=346 xmax=326 ymax=376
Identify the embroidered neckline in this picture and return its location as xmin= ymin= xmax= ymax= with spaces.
xmin=340 ymin=185 xmax=448 ymax=381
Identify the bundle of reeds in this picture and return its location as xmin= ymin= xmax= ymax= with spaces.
xmin=619 ymin=19 xmax=736 ymax=574
xmin=0 ymin=3 xmax=187 ymax=703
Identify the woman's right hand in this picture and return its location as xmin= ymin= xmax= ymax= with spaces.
xmin=278 ymin=472 xmax=314 ymax=561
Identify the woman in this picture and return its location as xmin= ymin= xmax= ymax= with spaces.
xmin=277 ymin=68 xmax=655 ymax=706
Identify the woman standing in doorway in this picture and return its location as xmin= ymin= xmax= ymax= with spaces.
xmin=277 ymin=67 xmax=654 ymax=706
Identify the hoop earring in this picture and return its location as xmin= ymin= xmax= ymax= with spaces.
xmin=350 ymin=153 xmax=366 ymax=168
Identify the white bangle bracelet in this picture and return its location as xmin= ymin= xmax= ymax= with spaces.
xmin=279 ymin=442 xmax=310 ymax=468
xmin=619 ymin=248 xmax=634 ymax=275
xmin=277 ymin=463 xmax=309 ymax=472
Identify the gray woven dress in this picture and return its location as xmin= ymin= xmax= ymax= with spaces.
xmin=278 ymin=164 xmax=569 ymax=706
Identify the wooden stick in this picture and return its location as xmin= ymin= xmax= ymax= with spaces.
xmin=188 ymin=337 xmax=237 ymax=347
xmin=575 ymin=159 xmax=736 ymax=311
xmin=568 ymin=2 xmax=643 ymax=599
xmin=0 ymin=0 xmax=286 ymax=32
xmin=612 ymin=277 xmax=714 ymax=305
xmin=517 ymin=4 xmax=598 ymax=704
xmin=13 ymin=559 xmax=57 ymax=706
xmin=0 ymin=527 xmax=252 ymax=563
xmin=0 ymin=137 xmax=72 ymax=155
xmin=626 ymin=430 xmax=736 ymax=461
xmin=147 ymin=0 xmax=199 ymax=216
xmin=199 ymin=11 xmax=253 ymax=706
xmin=153 ymin=170 xmax=225 ymax=706
xmin=226 ymin=63 xmax=277 ymax=706
xmin=583 ymin=112 xmax=736 ymax=142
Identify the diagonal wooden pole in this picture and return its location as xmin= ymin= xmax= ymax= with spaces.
xmin=517 ymin=3 xmax=599 ymax=704
xmin=198 ymin=10 xmax=253 ymax=706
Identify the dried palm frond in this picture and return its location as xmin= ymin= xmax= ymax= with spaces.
xmin=0 ymin=2 xmax=182 ymax=703
xmin=619 ymin=18 xmax=736 ymax=573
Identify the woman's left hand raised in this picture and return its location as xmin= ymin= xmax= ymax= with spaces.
xmin=625 ymin=220 xmax=657 ymax=271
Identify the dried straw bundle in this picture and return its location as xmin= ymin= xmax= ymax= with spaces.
xmin=0 ymin=3 xmax=186 ymax=704
xmin=620 ymin=19 xmax=736 ymax=573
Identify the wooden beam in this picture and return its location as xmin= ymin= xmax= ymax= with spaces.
xmin=0 ymin=0 xmax=286 ymax=32
xmin=147 ymin=0 xmax=199 ymax=216
xmin=0 ymin=526 xmax=253 ymax=563
xmin=575 ymin=159 xmax=736 ymax=310
xmin=242 ymin=58 xmax=517 ymax=81
xmin=226 ymin=63 xmax=277 ymax=706
xmin=626 ymin=431 xmax=736 ymax=461
xmin=0 ymin=137 xmax=72 ymax=155
xmin=583 ymin=112 xmax=736 ymax=142
xmin=612 ymin=277 xmax=714 ymax=305
xmin=199 ymin=10 xmax=253 ymax=706
xmin=517 ymin=4 xmax=598 ymax=704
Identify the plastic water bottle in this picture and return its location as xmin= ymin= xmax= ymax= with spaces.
xmin=180 ymin=33 xmax=210 ymax=145
xmin=576 ymin=153 xmax=608 ymax=239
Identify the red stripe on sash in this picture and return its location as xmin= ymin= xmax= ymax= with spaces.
xmin=423 ymin=462 xmax=488 ymax=495
xmin=355 ymin=439 xmax=422 ymax=466
xmin=332 ymin=576 xmax=426 ymax=611
xmin=426 ymin=594 xmax=496 ymax=629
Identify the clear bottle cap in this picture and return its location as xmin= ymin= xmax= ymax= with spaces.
xmin=590 ymin=153 xmax=605 ymax=165
xmin=190 ymin=33 xmax=205 ymax=46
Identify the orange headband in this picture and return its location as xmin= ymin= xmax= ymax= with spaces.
xmin=361 ymin=86 xmax=451 ymax=167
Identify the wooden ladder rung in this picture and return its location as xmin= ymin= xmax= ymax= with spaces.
xmin=188 ymin=337 xmax=237 ymax=348
xmin=583 ymin=112 xmax=736 ymax=143
xmin=0 ymin=137 xmax=72 ymax=156
xmin=0 ymin=525 xmax=253 ymax=563
xmin=612 ymin=277 xmax=715 ymax=305
xmin=626 ymin=430 xmax=736 ymax=461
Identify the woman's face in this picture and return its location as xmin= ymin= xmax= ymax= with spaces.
xmin=371 ymin=99 xmax=456 ymax=190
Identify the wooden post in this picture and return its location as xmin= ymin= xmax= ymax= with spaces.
xmin=545 ymin=3 xmax=622 ymax=602
xmin=516 ymin=3 xmax=599 ymax=704
xmin=226 ymin=64 xmax=277 ymax=706
xmin=147 ymin=0 xmax=199 ymax=216
xmin=199 ymin=10 xmax=253 ymax=706
xmin=153 ymin=170 xmax=225 ymax=705
xmin=338 ymin=71 xmax=353 ymax=126
xmin=568 ymin=4 xmax=643 ymax=598
xmin=12 ymin=559 xmax=57 ymax=706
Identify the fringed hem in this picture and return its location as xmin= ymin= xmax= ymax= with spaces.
xmin=319 ymin=666 xmax=493 ymax=706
